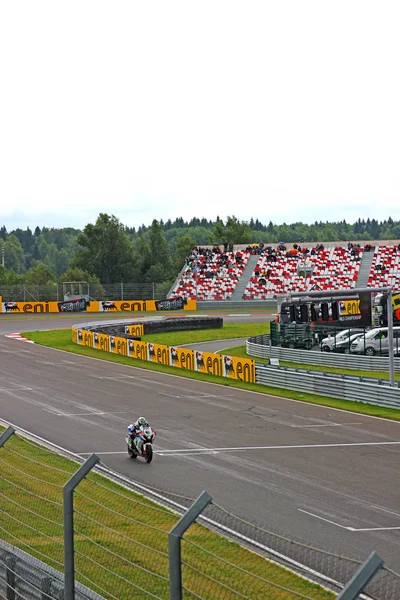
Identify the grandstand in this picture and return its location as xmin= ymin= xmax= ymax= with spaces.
xmin=172 ymin=247 xmax=250 ymax=300
xmin=368 ymin=245 xmax=400 ymax=289
xmin=170 ymin=243 xmax=400 ymax=300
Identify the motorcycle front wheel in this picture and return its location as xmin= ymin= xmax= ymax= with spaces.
xmin=145 ymin=444 xmax=153 ymax=464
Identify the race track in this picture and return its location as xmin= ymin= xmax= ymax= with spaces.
xmin=1 ymin=313 xmax=400 ymax=573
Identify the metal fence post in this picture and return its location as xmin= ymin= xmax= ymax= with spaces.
xmin=387 ymin=289 xmax=395 ymax=386
xmin=336 ymin=551 xmax=383 ymax=600
xmin=0 ymin=426 xmax=15 ymax=447
xmin=168 ymin=490 xmax=212 ymax=600
xmin=63 ymin=454 xmax=99 ymax=600
xmin=6 ymin=555 xmax=16 ymax=600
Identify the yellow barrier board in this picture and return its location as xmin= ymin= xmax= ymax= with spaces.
xmin=128 ymin=339 xmax=148 ymax=360
xmin=99 ymin=299 xmax=196 ymax=312
xmin=110 ymin=335 xmax=129 ymax=356
xmin=170 ymin=347 xmax=195 ymax=370
xmin=148 ymin=342 xmax=170 ymax=365
xmin=223 ymin=355 xmax=256 ymax=382
xmin=71 ymin=326 xmax=254 ymax=383
xmin=1 ymin=298 xmax=196 ymax=313
xmin=194 ymin=350 xmax=223 ymax=376
xmin=125 ymin=324 xmax=145 ymax=336
xmin=94 ymin=332 xmax=111 ymax=352
xmin=77 ymin=329 xmax=94 ymax=348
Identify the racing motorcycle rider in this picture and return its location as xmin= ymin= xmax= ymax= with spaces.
xmin=127 ymin=417 xmax=151 ymax=453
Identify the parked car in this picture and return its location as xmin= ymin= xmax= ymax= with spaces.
xmin=320 ymin=329 xmax=364 ymax=352
xmin=331 ymin=333 xmax=364 ymax=354
xmin=350 ymin=327 xmax=400 ymax=356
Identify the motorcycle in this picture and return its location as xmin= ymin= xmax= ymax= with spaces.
xmin=126 ymin=426 xmax=155 ymax=463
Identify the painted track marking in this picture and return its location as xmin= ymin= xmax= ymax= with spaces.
xmin=80 ymin=440 xmax=400 ymax=457
xmin=299 ymin=509 xmax=400 ymax=532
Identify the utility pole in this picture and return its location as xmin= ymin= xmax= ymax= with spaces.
xmin=1 ymin=240 xmax=4 ymax=267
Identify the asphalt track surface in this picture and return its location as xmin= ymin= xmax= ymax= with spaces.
xmin=1 ymin=313 xmax=400 ymax=573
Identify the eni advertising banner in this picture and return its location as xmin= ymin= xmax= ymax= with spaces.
xmin=338 ymin=299 xmax=361 ymax=317
xmin=194 ymin=350 xmax=223 ymax=376
xmin=0 ymin=298 xmax=196 ymax=313
xmin=71 ymin=329 xmax=255 ymax=383
xmin=124 ymin=324 xmax=145 ymax=337
xmin=223 ymin=356 xmax=255 ymax=383
xmin=109 ymin=336 xmax=128 ymax=356
xmin=147 ymin=343 xmax=170 ymax=366
xmin=93 ymin=332 xmax=111 ymax=353
xmin=128 ymin=339 xmax=148 ymax=361
xmin=170 ymin=347 xmax=195 ymax=371
xmin=99 ymin=299 xmax=196 ymax=312
xmin=76 ymin=329 xmax=94 ymax=348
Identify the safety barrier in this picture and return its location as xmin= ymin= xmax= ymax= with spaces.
xmin=72 ymin=326 xmax=256 ymax=383
xmin=0 ymin=540 xmax=103 ymax=600
xmin=255 ymin=363 xmax=400 ymax=409
xmin=0 ymin=297 xmax=196 ymax=314
xmin=246 ymin=336 xmax=400 ymax=371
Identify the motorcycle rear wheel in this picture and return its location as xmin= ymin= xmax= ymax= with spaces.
xmin=145 ymin=444 xmax=153 ymax=464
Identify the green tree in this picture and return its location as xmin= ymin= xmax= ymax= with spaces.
xmin=72 ymin=214 xmax=136 ymax=283
xmin=24 ymin=264 xmax=56 ymax=286
xmin=58 ymin=266 xmax=100 ymax=284
xmin=173 ymin=234 xmax=196 ymax=271
xmin=0 ymin=265 xmax=24 ymax=285
xmin=4 ymin=234 xmax=25 ymax=273
xmin=224 ymin=216 xmax=252 ymax=244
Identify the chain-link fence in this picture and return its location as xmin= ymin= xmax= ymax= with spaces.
xmin=0 ymin=283 xmax=170 ymax=302
xmin=1 ymin=426 xmax=399 ymax=600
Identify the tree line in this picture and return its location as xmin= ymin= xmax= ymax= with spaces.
xmin=0 ymin=214 xmax=399 ymax=292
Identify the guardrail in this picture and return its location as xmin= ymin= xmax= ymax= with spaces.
xmin=0 ymin=540 xmax=103 ymax=600
xmin=247 ymin=337 xmax=400 ymax=371
xmin=255 ymin=363 xmax=400 ymax=409
xmin=261 ymin=364 xmax=399 ymax=387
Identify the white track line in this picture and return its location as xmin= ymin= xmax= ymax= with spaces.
xmin=299 ymin=509 xmax=400 ymax=532
xmin=156 ymin=441 xmax=400 ymax=453
xmin=80 ymin=440 xmax=400 ymax=457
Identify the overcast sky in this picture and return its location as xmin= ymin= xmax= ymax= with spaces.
xmin=1 ymin=1 xmax=399 ymax=231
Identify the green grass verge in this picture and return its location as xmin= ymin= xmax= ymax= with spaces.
xmin=141 ymin=322 xmax=269 ymax=345
xmin=0 ymin=429 xmax=333 ymax=600
xmin=23 ymin=329 xmax=400 ymax=421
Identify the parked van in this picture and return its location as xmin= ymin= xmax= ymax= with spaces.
xmin=350 ymin=327 xmax=400 ymax=356
xmin=320 ymin=329 xmax=364 ymax=352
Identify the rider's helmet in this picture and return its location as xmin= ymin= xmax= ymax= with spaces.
xmin=137 ymin=417 xmax=147 ymax=427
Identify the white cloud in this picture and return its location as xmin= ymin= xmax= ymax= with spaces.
xmin=0 ymin=0 xmax=399 ymax=230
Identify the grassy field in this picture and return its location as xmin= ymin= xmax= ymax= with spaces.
xmin=23 ymin=327 xmax=400 ymax=421
xmin=0 ymin=427 xmax=333 ymax=600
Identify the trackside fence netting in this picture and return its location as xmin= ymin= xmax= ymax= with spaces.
xmin=0 ymin=429 xmax=399 ymax=600
xmin=0 ymin=283 xmax=168 ymax=302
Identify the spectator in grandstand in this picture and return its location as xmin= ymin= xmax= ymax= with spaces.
xmin=223 ymin=241 xmax=228 ymax=252
xmin=228 ymin=240 xmax=234 ymax=252
xmin=235 ymin=251 xmax=243 ymax=265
